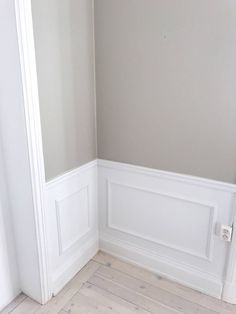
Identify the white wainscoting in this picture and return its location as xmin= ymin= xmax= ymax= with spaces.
xmin=98 ymin=159 xmax=236 ymax=299
xmin=43 ymin=158 xmax=236 ymax=302
xmin=45 ymin=160 xmax=98 ymax=294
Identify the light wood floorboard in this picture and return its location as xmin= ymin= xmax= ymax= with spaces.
xmin=93 ymin=251 xmax=236 ymax=314
xmin=0 ymin=294 xmax=27 ymax=314
xmin=1 ymin=251 xmax=236 ymax=314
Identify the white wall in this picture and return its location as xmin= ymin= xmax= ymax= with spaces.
xmin=0 ymin=145 xmax=20 ymax=311
xmin=0 ymin=0 xmax=21 ymax=310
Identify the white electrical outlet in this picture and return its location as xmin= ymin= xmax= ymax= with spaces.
xmin=220 ymin=224 xmax=233 ymax=242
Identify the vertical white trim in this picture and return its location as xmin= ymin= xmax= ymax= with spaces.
xmin=14 ymin=0 xmax=51 ymax=303
xmin=222 ymin=197 xmax=236 ymax=304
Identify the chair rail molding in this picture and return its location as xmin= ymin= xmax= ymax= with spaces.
xmin=14 ymin=0 xmax=51 ymax=304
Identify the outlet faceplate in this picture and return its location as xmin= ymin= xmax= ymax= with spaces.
xmin=220 ymin=224 xmax=233 ymax=242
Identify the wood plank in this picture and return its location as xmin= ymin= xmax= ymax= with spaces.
xmin=93 ymin=251 xmax=116 ymax=267
xmin=35 ymin=260 xmax=100 ymax=314
xmin=0 ymin=294 xmax=27 ymax=314
xmin=88 ymin=274 xmax=182 ymax=314
xmin=79 ymin=282 xmax=151 ymax=314
xmin=95 ymin=252 xmax=236 ymax=314
xmin=4 ymin=254 xmax=236 ymax=314
xmin=63 ymin=292 xmax=115 ymax=314
xmin=10 ymin=297 xmax=41 ymax=314
xmin=96 ymin=266 xmax=219 ymax=314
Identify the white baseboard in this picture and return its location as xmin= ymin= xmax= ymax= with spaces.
xmin=98 ymin=159 xmax=236 ymax=300
xmin=52 ymin=236 xmax=99 ymax=295
xmin=45 ymin=160 xmax=98 ymax=295
xmin=100 ymin=233 xmax=222 ymax=298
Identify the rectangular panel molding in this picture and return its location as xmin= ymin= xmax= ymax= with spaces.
xmin=55 ymin=185 xmax=90 ymax=255
xmin=45 ymin=160 xmax=98 ymax=294
xmin=107 ymin=181 xmax=216 ymax=261
xmin=98 ymin=159 xmax=236 ymax=299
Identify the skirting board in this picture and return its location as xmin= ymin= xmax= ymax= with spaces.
xmin=99 ymin=234 xmax=222 ymax=298
xmin=52 ymin=237 xmax=99 ymax=295
xmin=98 ymin=159 xmax=236 ymax=301
xmin=45 ymin=160 xmax=99 ymax=295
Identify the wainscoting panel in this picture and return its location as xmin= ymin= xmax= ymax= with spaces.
xmin=55 ymin=186 xmax=90 ymax=255
xmin=45 ymin=161 xmax=98 ymax=294
xmin=98 ymin=159 xmax=236 ymax=298
xmin=108 ymin=181 xmax=215 ymax=261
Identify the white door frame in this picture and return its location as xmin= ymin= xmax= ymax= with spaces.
xmin=14 ymin=0 xmax=51 ymax=303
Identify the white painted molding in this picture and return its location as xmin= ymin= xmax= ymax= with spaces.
xmin=222 ymin=197 xmax=236 ymax=304
xmin=55 ymin=185 xmax=91 ymax=256
xmin=98 ymin=159 xmax=236 ymax=193
xmin=52 ymin=236 xmax=98 ymax=295
xmin=14 ymin=0 xmax=51 ymax=303
xmin=98 ymin=159 xmax=236 ymax=302
xmin=45 ymin=160 xmax=98 ymax=295
xmin=107 ymin=180 xmax=216 ymax=261
xmin=100 ymin=233 xmax=222 ymax=298
xmin=46 ymin=160 xmax=98 ymax=189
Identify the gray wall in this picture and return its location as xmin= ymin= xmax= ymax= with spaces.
xmin=32 ymin=0 xmax=96 ymax=180
xmin=95 ymin=0 xmax=236 ymax=183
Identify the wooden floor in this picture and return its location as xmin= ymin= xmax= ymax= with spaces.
xmin=1 ymin=252 xmax=236 ymax=314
